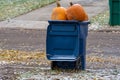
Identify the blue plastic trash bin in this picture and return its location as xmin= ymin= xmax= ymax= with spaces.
xmin=46 ymin=20 xmax=90 ymax=70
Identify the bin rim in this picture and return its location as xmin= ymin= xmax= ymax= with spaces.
xmin=48 ymin=20 xmax=90 ymax=24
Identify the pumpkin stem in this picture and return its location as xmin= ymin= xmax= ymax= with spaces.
xmin=70 ymin=2 xmax=73 ymax=6
xmin=56 ymin=0 xmax=61 ymax=7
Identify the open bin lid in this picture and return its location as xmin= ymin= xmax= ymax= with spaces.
xmin=46 ymin=20 xmax=89 ymax=61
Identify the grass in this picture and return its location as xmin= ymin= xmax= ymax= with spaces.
xmin=0 ymin=0 xmax=56 ymax=21
xmin=89 ymin=11 xmax=110 ymax=30
xmin=90 ymin=11 xmax=109 ymax=25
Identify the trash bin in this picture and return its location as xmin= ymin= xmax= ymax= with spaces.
xmin=46 ymin=20 xmax=90 ymax=70
xmin=109 ymin=0 xmax=120 ymax=26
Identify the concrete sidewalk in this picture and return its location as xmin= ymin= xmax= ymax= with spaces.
xmin=0 ymin=0 xmax=108 ymax=29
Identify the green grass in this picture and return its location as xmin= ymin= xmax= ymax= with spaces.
xmin=90 ymin=11 xmax=109 ymax=25
xmin=0 ymin=0 xmax=56 ymax=21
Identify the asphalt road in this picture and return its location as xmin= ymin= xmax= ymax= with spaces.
xmin=0 ymin=28 xmax=120 ymax=56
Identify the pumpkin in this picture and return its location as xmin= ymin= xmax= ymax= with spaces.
xmin=66 ymin=2 xmax=88 ymax=21
xmin=51 ymin=0 xmax=67 ymax=20
xmin=84 ymin=12 xmax=88 ymax=21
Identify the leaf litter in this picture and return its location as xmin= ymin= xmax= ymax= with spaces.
xmin=0 ymin=49 xmax=50 ymax=66
xmin=0 ymin=49 xmax=120 ymax=80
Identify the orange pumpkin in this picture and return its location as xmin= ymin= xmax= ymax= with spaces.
xmin=84 ymin=13 xmax=88 ymax=21
xmin=51 ymin=0 xmax=67 ymax=20
xmin=66 ymin=2 xmax=88 ymax=21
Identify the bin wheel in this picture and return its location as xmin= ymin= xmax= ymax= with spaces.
xmin=51 ymin=61 xmax=57 ymax=70
xmin=75 ymin=58 xmax=81 ymax=69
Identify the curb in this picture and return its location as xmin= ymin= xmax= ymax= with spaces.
xmin=0 ymin=20 xmax=48 ymax=29
xmin=89 ymin=27 xmax=120 ymax=32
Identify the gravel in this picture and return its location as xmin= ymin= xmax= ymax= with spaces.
xmin=18 ymin=68 xmax=120 ymax=80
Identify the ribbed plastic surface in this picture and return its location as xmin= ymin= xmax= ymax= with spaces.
xmin=46 ymin=20 xmax=89 ymax=70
